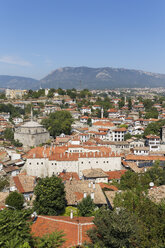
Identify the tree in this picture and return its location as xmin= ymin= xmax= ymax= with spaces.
xmin=0 ymin=176 xmax=9 ymax=191
xmin=41 ymin=111 xmax=73 ymax=138
xmin=63 ymin=206 xmax=79 ymax=217
xmin=47 ymin=88 xmax=56 ymax=98
xmin=4 ymin=128 xmax=14 ymax=141
xmin=35 ymin=230 xmax=65 ymax=248
xmin=124 ymin=132 xmax=132 ymax=141
xmin=118 ymin=97 xmax=125 ymax=109
xmin=87 ymin=118 xmax=92 ymax=126
xmin=143 ymin=99 xmax=154 ymax=111
xmin=114 ymin=190 xmax=165 ymax=248
xmin=5 ymin=191 xmax=24 ymax=210
xmin=0 ymin=209 xmax=34 ymax=247
xmin=12 ymin=139 xmax=23 ymax=147
xmin=57 ymin=88 xmax=65 ymax=95
xmin=87 ymin=207 xmax=141 ymax=248
xmin=145 ymin=107 xmax=158 ymax=119
xmin=77 ymin=195 xmax=95 ymax=217
xmin=144 ymin=119 xmax=165 ymax=137
xmin=128 ymin=98 xmax=132 ymax=110
xmin=33 ymin=175 xmax=66 ymax=215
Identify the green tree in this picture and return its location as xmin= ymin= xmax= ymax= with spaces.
xmin=128 ymin=98 xmax=132 ymax=110
xmin=143 ymin=99 xmax=154 ymax=111
xmin=63 ymin=206 xmax=79 ymax=217
xmin=5 ymin=191 xmax=24 ymax=210
xmin=145 ymin=107 xmax=158 ymax=119
xmin=124 ymin=132 xmax=132 ymax=141
xmin=57 ymin=88 xmax=65 ymax=95
xmin=118 ymin=97 xmax=125 ymax=109
xmin=0 ymin=176 xmax=9 ymax=191
xmin=12 ymin=139 xmax=23 ymax=147
xmin=87 ymin=118 xmax=92 ymax=126
xmin=0 ymin=209 xmax=34 ymax=248
xmin=41 ymin=111 xmax=73 ymax=138
xmin=114 ymin=191 xmax=165 ymax=248
xmin=77 ymin=195 xmax=95 ymax=217
xmin=87 ymin=207 xmax=141 ymax=248
xmin=33 ymin=175 xmax=66 ymax=215
xmin=47 ymin=88 xmax=56 ymax=98
xmin=35 ymin=230 xmax=65 ymax=248
xmin=4 ymin=128 xmax=14 ymax=141
xmin=144 ymin=119 xmax=165 ymax=137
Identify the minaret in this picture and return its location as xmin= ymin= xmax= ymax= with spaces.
xmin=31 ymin=106 xmax=33 ymax=121
xmin=101 ymin=107 xmax=104 ymax=119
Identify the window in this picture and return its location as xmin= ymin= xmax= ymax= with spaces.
xmin=41 ymin=162 xmax=43 ymax=165
xmin=52 ymin=163 xmax=53 ymax=165
xmin=81 ymin=162 xmax=83 ymax=164
xmin=37 ymin=162 xmax=39 ymax=165
xmin=29 ymin=162 xmax=31 ymax=165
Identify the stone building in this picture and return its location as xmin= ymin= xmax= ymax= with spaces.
xmin=5 ymin=89 xmax=27 ymax=99
xmin=24 ymin=145 xmax=122 ymax=178
xmin=14 ymin=120 xmax=50 ymax=147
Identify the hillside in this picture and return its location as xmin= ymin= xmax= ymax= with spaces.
xmin=1 ymin=67 xmax=165 ymax=90
xmin=40 ymin=66 xmax=165 ymax=89
xmin=0 ymin=75 xmax=39 ymax=90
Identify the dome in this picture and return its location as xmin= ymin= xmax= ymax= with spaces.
xmin=21 ymin=120 xmax=43 ymax=128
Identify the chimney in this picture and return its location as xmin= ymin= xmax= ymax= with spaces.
xmin=33 ymin=153 xmax=36 ymax=158
xmin=83 ymin=192 xmax=87 ymax=198
xmin=70 ymin=210 xmax=73 ymax=219
xmin=91 ymin=192 xmax=94 ymax=200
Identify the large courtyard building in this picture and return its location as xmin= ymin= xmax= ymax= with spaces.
xmin=24 ymin=145 xmax=122 ymax=177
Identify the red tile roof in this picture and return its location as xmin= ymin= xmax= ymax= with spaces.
xmin=114 ymin=127 xmax=126 ymax=132
xmin=106 ymin=170 xmax=127 ymax=180
xmin=125 ymin=154 xmax=165 ymax=161
xmin=93 ymin=121 xmax=114 ymax=127
xmin=107 ymin=108 xmax=118 ymax=113
xmin=58 ymin=172 xmax=79 ymax=181
xmin=24 ymin=145 xmax=121 ymax=161
xmin=31 ymin=216 xmax=94 ymax=248
xmin=99 ymin=183 xmax=118 ymax=191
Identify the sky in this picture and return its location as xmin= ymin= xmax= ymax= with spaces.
xmin=0 ymin=0 xmax=165 ymax=79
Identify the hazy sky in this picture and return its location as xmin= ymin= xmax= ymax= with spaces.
xmin=0 ymin=0 xmax=165 ymax=79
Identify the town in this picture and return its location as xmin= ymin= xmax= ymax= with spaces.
xmin=0 ymin=87 xmax=165 ymax=247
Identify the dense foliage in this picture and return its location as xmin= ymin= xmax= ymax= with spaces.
xmin=0 ymin=103 xmax=24 ymax=118
xmin=78 ymin=195 xmax=95 ymax=217
xmin=0 ymin=209 xmax=33 ymax=247
xmin=3 ymin=128 xmax=23 ymax=147
xmin=35 ymin=230 xmax=65 ymax=248
xmin=41 ymin=111 xmax=73 ymax=138
xmin=113 ymin=163 xmax=165 ymax=191
xmin=33 ymin=175 xmax=66 ymax=215
xmin=0 ymin=176 xmax=9 ymax=191
xmin=5 ymin=191 xmax=24 ymax=210
xmin=144 ymin=119 xmax=165 ymax=137
xmin=87 ymin=207 xmax=141 ymax=248
xmin=114 ymin=191 xmax=165 ymax=248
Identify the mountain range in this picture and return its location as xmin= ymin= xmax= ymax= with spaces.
xmin=1 ymin=67 xmax=165 ymax=90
